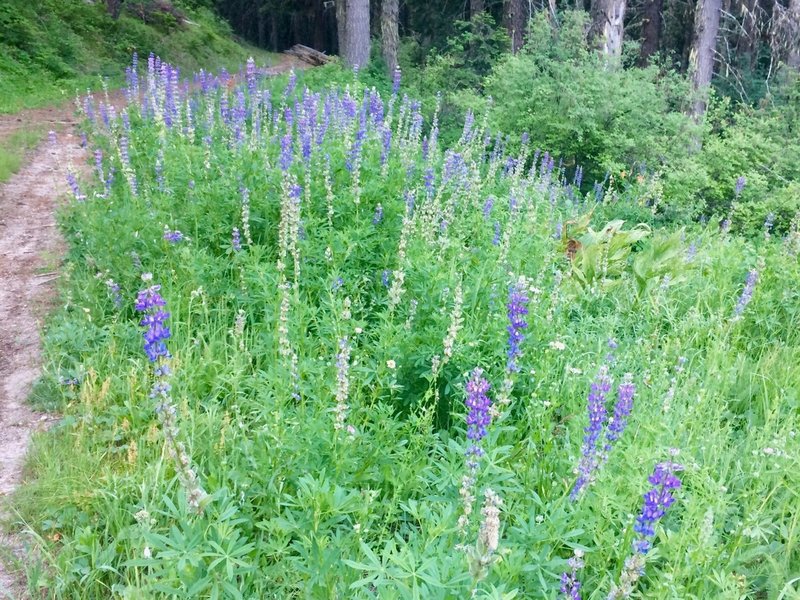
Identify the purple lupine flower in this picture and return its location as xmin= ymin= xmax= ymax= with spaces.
xmin=332 ymin=277 xmax=344 ymax=292
xmin=605 ymin=374 xmax=635 ymax=451
xmin=483 ymin=197 xmax=494 ymax=219
xmin=465 ymin=367 xmax=492 ymax=448
xmin=632 ymin=460 xmax=683 ymax=553
xmin=380 ymin=126 xmax=392 ymax=166
xmin=462 ymin=110 xmax=475 ymax=143
xmin=553 ymin=221 xmax=563 ymax=240
xmin=232 ymin=227 xmax=242 ymax=252
xmin=560 ymin=572 xmax=581 ymax=600
xmin=605 ymin=337 xmax=618 ymax=364
xmin=66 ymin=171 xmax=86 ymax=201
xmin=285 ymin=69 xmax=297 ymax=98
xmin=559 ymin=551 xmax=584 ymax=600
xmin=733 ymin=269 xmax=759 ymax=317
xmin=163 ymin=229 xmax=184 ymax=243
xmin=94 ymin=149 xmax=104 ymax=183
xmin=369 ymin=89 xmax=384 ymax=124
xmin=521 ymin=132 xmax=530 ymax=145
xmin=83 ymin=95 xmax=95 ymax=123
xmin=573 ymin=166 xmax=583 ymax=189
xmin=570 ymin=366 xmax=612 ymax=500
xmin=105 ymin=167 xmax=115 ymax=197
xmin=763 ymin=212 xmax=775 ymax=237
xmin=372 ymin=203 xmax=384 ymax=225
xmin=135 ymin=285 xmax=171 ymax=362
xmin=409 ymin=102 xmax=423 ymax=139
xmin=346 ymin=119 xmax=367 ymax=172
xmin=246 ymin=56 xmax=257 ymax=95
xmin=734 ymin=176 xmax=746 ymax=197
xmin=506 ymin=280 xmax=530 ymax=373
xmin=105 ymin=279 xmax=122 ymax=308
xmin=284 ymin=103 xmax=295 ymax=129
xmin=492 ymin=221 xmax=501 ymax=246
xmin=381 ymin=269 xmax=391 ymax=288
xmin=392 ymin=65 xmax=401 ymax=95
xmin=404 ymin=190 xmax=415 ymax=216
xmin=423 ymin=168 xmax=435 ymax=196
xmin=279 ymin=132 xmax=293 ymax=171
xmin=686 ymin=241 xmax=698 ymax=262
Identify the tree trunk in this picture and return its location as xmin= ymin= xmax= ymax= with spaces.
xmin=344 ymin=0 xmax=370 ymax=68
xmin=639 ymin=0 xmax=663 ymax=64
xmin=257 ymin=1 xmax=266 ymax=49
xmin=106 ymin=0 xmax=124 ymax=19
xmin=739 ymin=0 xmax=758 ymax=67
xmin=381 ymin=0 xmax=399 ymax=73
xmin=788 ymin=0 xmax=800 ymax=68
xmin=689 ymin=0 xmax=722 ymax=118
xmin=589 ymin=0 xmax=627 ymax=60
xmin=504 ymin=0 xmax=526 ymax=53
xmin=271 ymin=13 xmax=279 ymax=52
xmin=471 ymin=0 xmax=485 ymax=17
xmin=336 ymin=0 xmax=347 ymax=57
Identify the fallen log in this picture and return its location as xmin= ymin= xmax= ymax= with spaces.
xmin=285 ymin=44 xmax=332 ymax=66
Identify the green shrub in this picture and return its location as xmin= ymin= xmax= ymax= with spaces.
xmin=483 ymin=12 xmax=696 ymax=187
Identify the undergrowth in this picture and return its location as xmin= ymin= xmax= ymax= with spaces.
xmin=7 ymin=58 xmax=800 ymax=599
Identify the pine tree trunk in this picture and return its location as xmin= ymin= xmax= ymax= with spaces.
xmin=381 ymin=0 xmax=399 ymax=73
xmin=639 ymin=0 xmax=663 ymax=64
xmin=589 ymin=0 xmax=627 ymax=60
xmin=256 ymin=0 xmax=266 ymax=49
xmin=739 ymin=0 xmax=758 ymax=67
xmin=471 ymin=0 xmax=485 ymax=17
xmin=344 ymin=0 xmax=370 ymax=68
xmin=788 ymin=0 xmax=800 ymax=68
xmin=689 ymin=0 xmax=722 ymax=118
xmin=504 ymin=0 xmax=526 ymax=53
xmin=336 ymin=0 xmax=348 ymax=57
xmin=271 ymin=13 xmax=279 ymax=52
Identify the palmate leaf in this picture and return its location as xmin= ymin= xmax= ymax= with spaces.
xmin=632 ymin=229 xmax=687 ymax=296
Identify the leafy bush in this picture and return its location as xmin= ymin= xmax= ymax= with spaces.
xmin=482 ymin=12 xmax=696 ymax=187
xmin=664 ymin=82 xmax=800 ymax=234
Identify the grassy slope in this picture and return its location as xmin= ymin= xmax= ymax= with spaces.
xmin=9 ymin=66 xmax=799 ymax=597
xmin=0 ymin=127 xmax=43 ymax=183
xmin=0 ymin=0 xmax=277 ymax=114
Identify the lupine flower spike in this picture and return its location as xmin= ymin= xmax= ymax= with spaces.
xmin=571 ymin=366 xmax=612 ymax=500
xmin=608 ymin=459 xmax=683 ymax=599
xmin=560 ymin=549 xmax=585 ymax=600
xmin=458 ymin=368 xmax=492 ymax=532
xmin=135 ymin=284 xmax=207 ymax=512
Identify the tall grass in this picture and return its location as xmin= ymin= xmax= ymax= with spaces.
xmin=9 ymin=56 xmax=800 ymax=599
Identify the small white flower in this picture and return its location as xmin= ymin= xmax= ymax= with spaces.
xmin=141 ymin=272 xmax=153 ymax=282
xmin=549 ymin=340 xmax=566 ymax=351
xmin=143 ymin=546 xmax=152 ymax=559
xmin=354 ymin=327 xmax=363 ymax=334
xmin=386 ymin=359 xmax=396 ymax=369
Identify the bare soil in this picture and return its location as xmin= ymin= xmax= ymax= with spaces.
xmin=0 ymin=104 xmax=84 ymax=598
